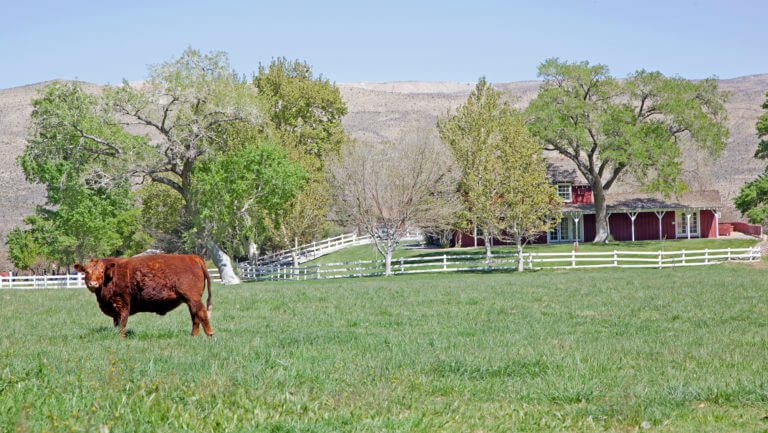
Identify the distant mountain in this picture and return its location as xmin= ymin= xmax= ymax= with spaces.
xmin=0 ymin=75 xmax=765 ymax=268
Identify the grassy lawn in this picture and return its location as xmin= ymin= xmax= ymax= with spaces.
xmin=3 ymin=263 xmax=768 ymax=432
xmin=306 ymin=237 xmax=759 ymax=265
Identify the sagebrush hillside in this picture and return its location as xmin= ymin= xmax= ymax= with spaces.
xmin=0 ymin=75 xmax=766 ymax=261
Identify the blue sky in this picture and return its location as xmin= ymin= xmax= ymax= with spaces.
xmin=1 ymin=0 xmax=766 ymax=89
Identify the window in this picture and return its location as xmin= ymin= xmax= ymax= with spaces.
xmin=548 ymin=217 xmax=583 ymax=243
xmin=675 ymin=211 xmax=699 ymax=237
xmin=557 ymin=183 xmax=572 ymax=202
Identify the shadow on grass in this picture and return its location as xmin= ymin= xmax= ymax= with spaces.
xmin=79 ymin=326 xmax=134 ymax=339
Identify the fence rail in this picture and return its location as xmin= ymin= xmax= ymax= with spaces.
xmin=249 ymin=230 xmax=423 ymax=267
xmin=0 ymin=269 xmax=222 ymax=290
xmin=241 ymin=247 xmax=762 ymax=281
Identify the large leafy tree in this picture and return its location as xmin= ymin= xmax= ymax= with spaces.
xmin=253 ymin=58 xmax=348 ymax=259
xmin=438 ymin=78 xmax=561 ymax=268
xmin=9 ymin=82 xmax=150 ymax=271
xmin=21 ymin=48 xmax=267 ymax=283
xmin=526 ymin=58 xmax=729 ymax=243
xmin=191 ymin=140 xmax=306 ymax=282
xmin=734 ymin=91 xmax=768 ymax=224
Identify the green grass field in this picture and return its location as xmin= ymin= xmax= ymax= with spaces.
xmin=3 ymin=262 xmax=768 ymax=432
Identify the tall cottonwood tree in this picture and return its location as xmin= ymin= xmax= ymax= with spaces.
xmin=329 ymin=133 xmax=458 ymax=276
xmin=253 ymin=58 xmax=348 ymax=260
xmin=438 ymin=78 xmax=561 ymax=269
xmin=527 ymin=58 xmax=729 ymax=243
xmin=22 ymin=49 xmax=267 ymax=283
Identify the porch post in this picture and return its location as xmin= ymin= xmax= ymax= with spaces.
xmin=628 ymin=212 xmax=638 ymax=242
xmin=654 ymin=211 xmax=666 ymax=240
xmin=686 ymin=212 xmax=691 ymax=240
xmin=573 ymin=215 xmax=581 ymax=242
xmin=714 ymin=210 xmax=720 ymax=239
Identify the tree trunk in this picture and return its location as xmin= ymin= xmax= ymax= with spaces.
xmin=592 ymin=184 xmax=611 ymax=244
xmin=516 ymin=236 xmax=524 ymax=272
xmin=209 ymin=243 xmax=241 ymax=285
xmin=484 ymin=234 xmax=492 ymax=264
xmin=384 ymin=249 xmax=393 ymax=276
xmin=248 ymin=242 xmax=259 ymax=262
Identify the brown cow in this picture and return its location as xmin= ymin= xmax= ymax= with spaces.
xmin=74 ymin=254 xmax=213 ymax=338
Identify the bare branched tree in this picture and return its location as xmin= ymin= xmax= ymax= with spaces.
xmin=329 ymin=132 xmax=459 ymax=276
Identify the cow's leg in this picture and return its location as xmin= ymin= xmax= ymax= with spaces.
xmin=188 ymin=301 xmax=213 ymax=337
xmin=112 ymin=316 xmax=119 ymax=328
xmin=117 ymin=310 xmax=129 ymax=339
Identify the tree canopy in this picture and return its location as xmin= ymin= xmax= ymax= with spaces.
xmin=526 ymin=58 xmax=729 ymax=243
xmin=13 ymin=48 xmax=297 ymax=283
xmin=438 ymin=78 xmax=560 ymax=267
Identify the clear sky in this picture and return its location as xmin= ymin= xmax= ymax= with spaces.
xmin=1 ymin=0 xmax=766 ymax=89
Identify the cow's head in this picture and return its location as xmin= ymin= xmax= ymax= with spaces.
xmin=74 ymin=259 xmax=116 ymax=293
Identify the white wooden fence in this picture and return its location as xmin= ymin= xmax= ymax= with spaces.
xmin=241 ymin=247 xmax=761 ymax=281
xmin=250 ymin=230 xmax=423 ymax=267
xmin=0 ymin=269 xmax=222 ymax=290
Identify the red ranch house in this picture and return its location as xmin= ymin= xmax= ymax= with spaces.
xmin=453 ymin=165 xmax=723 ymax=246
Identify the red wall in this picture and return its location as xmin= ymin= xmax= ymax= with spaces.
xmin=730 ymin=222 xmax=762 ymax=236
xmin=572 ymin=186 xmax=593 ymax=204
xmin=718 ymin=223 xmax=733 ymax=236
xmin=586 ymin=211 xmax=677 ymax=241
xmin=453 ymin=210 xmax=719 ymax=246
xmin=700 ymin=210 xmax=717 ymax=238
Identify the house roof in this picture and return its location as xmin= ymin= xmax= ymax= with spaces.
xmin=562 ymin=190 xmax=722 ymax=214
xmin=546 ymin=161 xmax=589 ymax=185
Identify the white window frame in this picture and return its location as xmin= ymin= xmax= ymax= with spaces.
xmin=557 ymin=183 xmax=572 ymax=202
xmin=675 ymin=210 xmax=700 ymax=238
xmin=547 ymin=216 xmax=585 ymax=243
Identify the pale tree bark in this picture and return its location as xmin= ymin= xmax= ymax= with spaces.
xmin=247 ymin=242 xmax=260 ymax=262
xmin=484 ymin=233 xmax=492 ymax=265
xmin=384 ymin=249 xmax=393 ymax=276
xmin=515 ymin=235 xmax=524 ymax=272
xmin=209 ymin=243 xmax=241 ymax=285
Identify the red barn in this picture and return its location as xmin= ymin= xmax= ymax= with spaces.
xmin=453 ymin=163 xmax=723 ymax=246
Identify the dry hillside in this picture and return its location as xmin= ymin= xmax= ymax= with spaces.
xmin=0 ymin=75 xmax=766 ymax=268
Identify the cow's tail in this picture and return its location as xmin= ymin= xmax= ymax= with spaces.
xmin=201 ymin=259 xmax=212 ymax=317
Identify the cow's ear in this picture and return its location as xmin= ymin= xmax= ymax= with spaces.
xmin=73 ymin=264 xmax=85 ymax=273
xmin=105 ymin=262 xmax=116 ymax=277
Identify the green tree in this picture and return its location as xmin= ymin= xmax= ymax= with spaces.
xmin=735 ymin=91 xmax=768 ymax=224
xmin=438 ymin=78 xmax=561 ymax=268
xmin=11 ymin=82 xmax=150 ymax=270
xmin=191 ymin=140 xmax=306 ymax=281
xmin=254 ymin=57 xmax=347 ymax=161
xmin=21 ymin=48 xmax=265 ymax=283
xmin=526 ymin=59 xmax=729 ymax=243
xmin=6 ymin=216 xmax=52 ymax=273
xmin=253 ymin=58 xmax=348 ymax=260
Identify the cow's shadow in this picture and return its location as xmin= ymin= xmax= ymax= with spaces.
xmin=80 ymin=326 xmax=135 ymax=339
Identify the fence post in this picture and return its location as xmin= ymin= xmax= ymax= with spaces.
xmin=658 ymin=251 xmax=662 ymax=268
xmin=727 ymin=247 xmax=731 ymax=261
xmin=528 ymin=252 xmax=533 ymax=270
xmin=571 ymin=250 xmax=576 ymax=268
xmin=704 ymin=248 xmax=709 ymax=264
xmin=682 ymin=249 xmax=686 ymax=265
xmin=443 ymin=254 xmax=447 ymax=271
xmin=400 ymin=257 xmax=404 ymax=273
xmin=613 ymin=250 xmax=617 ymax=267
xmin=358 ymin=260 xmax=362 ymax=277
